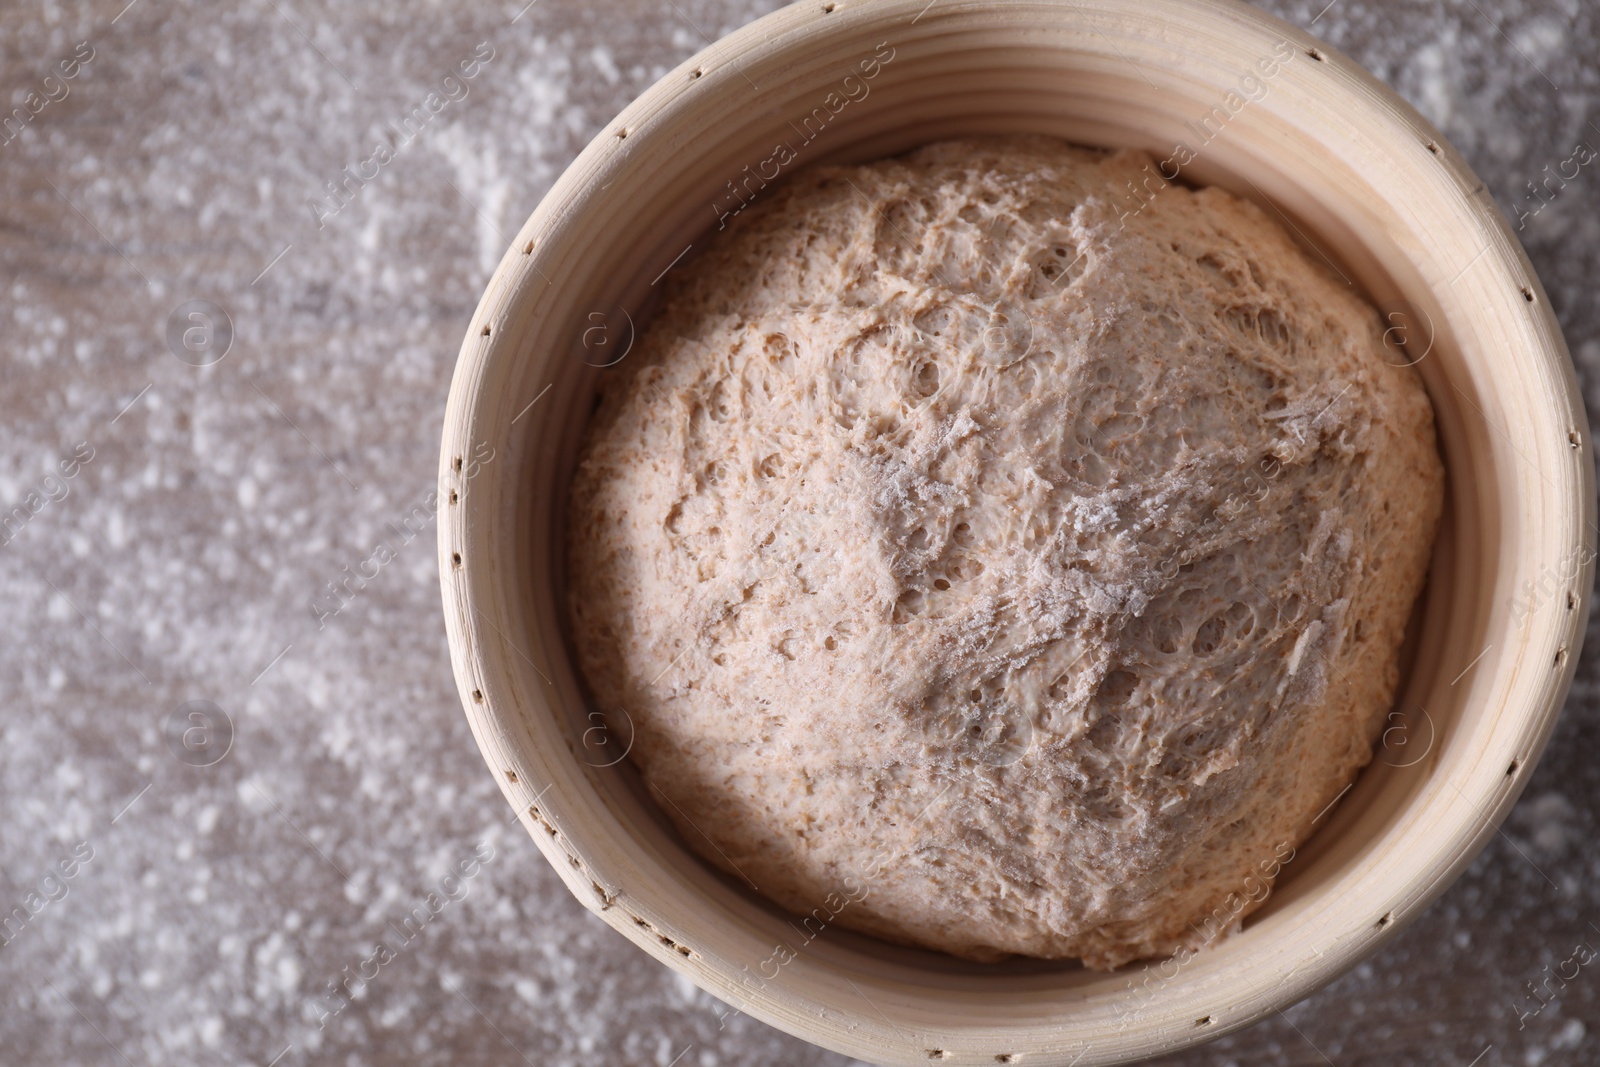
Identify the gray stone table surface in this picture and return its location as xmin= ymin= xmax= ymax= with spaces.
xmin=0 ymin=0 xmax=1596 ymax=1064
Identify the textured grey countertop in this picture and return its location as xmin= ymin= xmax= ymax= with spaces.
xmin=1 ymin=1 xmax=1596 ymax=1064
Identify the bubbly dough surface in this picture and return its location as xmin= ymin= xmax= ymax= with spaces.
xmin=566 ymin=136 xmax=1444 ymax=968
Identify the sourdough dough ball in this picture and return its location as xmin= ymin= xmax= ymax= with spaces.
xmin=566 ymin=136 xmax=1443 ymax=969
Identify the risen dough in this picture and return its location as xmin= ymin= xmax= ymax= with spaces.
xmin=566 ymin=136 xmax=1444 ymax=969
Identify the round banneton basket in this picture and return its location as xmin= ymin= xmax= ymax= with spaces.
xmin=438 ymin=0 xmax=1595 ymax=1062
